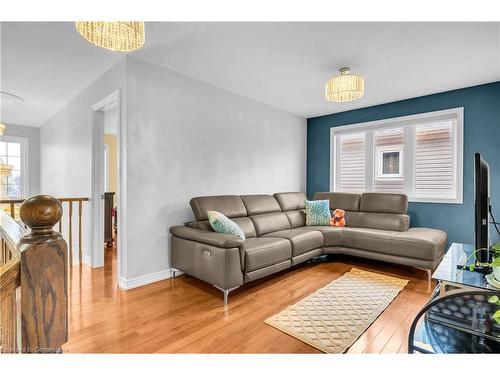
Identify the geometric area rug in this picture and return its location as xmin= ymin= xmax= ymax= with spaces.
xmin=265 ymin=268 xmax=408 ymax=353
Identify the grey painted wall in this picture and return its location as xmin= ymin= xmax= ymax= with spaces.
xmin=39 ymin=59 xmax=127 ymax=266
xmin=39 ymin=56 xmax=306 ymax=284
xmin=3 ymin=124 xmax=40 ymax=196
xmin=125 ymin=57 xmax=306 ymax=280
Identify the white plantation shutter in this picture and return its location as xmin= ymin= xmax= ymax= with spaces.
xmin=374 ymin=128 xmax=404 ymax=193
xmin=331 ymin=108 xmax=462 ymax=203
xmin=338 ymin=132 xmax=366 ymax=192
xmin=415 ymin=121 xmax=455 ymax=198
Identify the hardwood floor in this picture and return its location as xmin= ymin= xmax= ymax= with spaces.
xmin=63 ymin=248 xmax=432 ymax=353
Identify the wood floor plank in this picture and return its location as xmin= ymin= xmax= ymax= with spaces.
xmin=62 ymin=248 xmax=432 ymax=353
xmin=380 ymin=304 xmax=424 ymax=354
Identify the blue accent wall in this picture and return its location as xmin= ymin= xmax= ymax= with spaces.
xmin=307 ymin=81 xmax=500 ymax=245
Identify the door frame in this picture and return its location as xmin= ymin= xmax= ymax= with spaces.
xmin=90 ymin=89 xmax=125 ymax=283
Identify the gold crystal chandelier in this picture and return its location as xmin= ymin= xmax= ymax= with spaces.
xmin=75 ymin=22 xmax=145 ymax=52
xmin=325 ymin=67 xmax=364 ymax=102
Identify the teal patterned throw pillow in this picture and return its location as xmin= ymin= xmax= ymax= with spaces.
xmin=305 ymin=200 xmax=331 ymax=226
xmin=207 ymin=210 xmax=246 ymax=240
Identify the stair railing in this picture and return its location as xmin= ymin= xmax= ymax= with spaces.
xmin=0 ymin=197 xmax=88 ymax=266
xmin=0 ymin=195 xmax=68 ymax=353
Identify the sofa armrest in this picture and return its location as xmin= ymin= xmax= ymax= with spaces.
xmin=170 ymin=226 xmax=244 ymax=249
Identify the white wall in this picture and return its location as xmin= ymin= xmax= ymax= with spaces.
xmin=2 ymin=124 xmax=40 ymax=195
xmin=125 ymin=57 xmax=306 ymax=281
xmin=39 ymin=59 xmax=126 ymax=265
xmin=38 ymin=55 xmax=306 ymax=285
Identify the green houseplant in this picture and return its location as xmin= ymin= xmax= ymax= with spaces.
xmin=458 ymin=242 xmax=500 ymax=324
xmin=492 ymin=242 xmax=500 ymax=281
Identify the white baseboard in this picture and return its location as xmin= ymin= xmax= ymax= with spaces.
xmin=84 ymin=255 xmax=91 ymax=266
xmin=118 ymin=268 xmax=181 ymax=290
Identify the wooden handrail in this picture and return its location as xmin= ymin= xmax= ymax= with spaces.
xmin=0 ymin=211 xmax=27 ymax=258
xmin=0 ymin=195 xmax=68 ymax=353
xmin=0 ymin=197 xmax=89 ymax=267
xmin=0 ymin=258 xmax=20 ymax=298
xmin=0 ymin=211 xmax=24 ymax=353
xmin=0 ymin=197 xmax=89 ymax=204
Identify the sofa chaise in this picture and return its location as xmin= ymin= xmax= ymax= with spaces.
xmin=169 ymin=192 xmax=447 ymax=305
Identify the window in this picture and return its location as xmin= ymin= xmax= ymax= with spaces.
xmin=379 ymin=150 xmax=402 ymax=177
xmin=338 ymin=132 xmax=366 ymax=192
xmin=0 ymin=136 xmax=28 ymax=199
xmin=331 ymin=108 xmax=463 ymax=203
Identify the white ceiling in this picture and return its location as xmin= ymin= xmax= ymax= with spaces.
xmin=0 ymin=22 xmax=123 ymax=127
xmin=1 ymin=22 xmax=499 ymax=127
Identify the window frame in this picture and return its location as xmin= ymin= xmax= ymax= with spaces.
xmin=376 ymin=146 xmax=404 ymax=179
xmin=330 ymin=107 xmax=464 ymax=204
xmin=0 ymin=135 xmax=29 ymax=199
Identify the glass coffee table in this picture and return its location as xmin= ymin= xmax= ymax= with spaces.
xmin=408 ymin=243 xmax=500 ymax=353
xmin=432 ymin=243 xmax=497 ymax=293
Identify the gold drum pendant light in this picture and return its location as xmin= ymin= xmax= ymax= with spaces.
xmin=75 ymin=21 xmax=145 ymax=52
xmin=325 ymin=67 xmax=364 ymax=102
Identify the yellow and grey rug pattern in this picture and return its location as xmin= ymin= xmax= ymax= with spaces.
xmin=265 ymin=268 xmax=408 ymax=353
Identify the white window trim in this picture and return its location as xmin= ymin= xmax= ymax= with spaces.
xmin=376 ymin=146 xmax=403 ymax=179
xmin=0 ymin=135 xmax=29 ymax=198
xmin=330 ymin=107 xmax=464 ymax=204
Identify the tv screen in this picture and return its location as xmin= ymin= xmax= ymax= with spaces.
xmin=474 ymin=153 xmax=490 ymax=255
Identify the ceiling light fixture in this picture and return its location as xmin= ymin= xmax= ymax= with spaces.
xmin=325 ymin=67 xmax=364 ymax=102
xmin=0 ymin=91 xmax=25 ymax=104
xmin=75 ymin=21 xmax=145 ymax=52
xmin=0 ymin=124 xmax=6 ymax=136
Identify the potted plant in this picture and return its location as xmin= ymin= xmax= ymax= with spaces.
xmin=458 ymin=242 xmax=500 ymax=324
xmin=492 ymin=242 xmax=500 ymax=281
xmin=490 ymin=295 xmax=500 ymax=325
xmin=490 ymin=243 xmax=500 ymax=324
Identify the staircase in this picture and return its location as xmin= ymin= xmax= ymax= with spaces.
xmin=0 ymin=195 xmax=68 ymax=353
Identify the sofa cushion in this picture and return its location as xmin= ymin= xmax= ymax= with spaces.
xmin=360 ymin=193 xmax=407 ymax=214
xmin=207 ymin=210 xmax=246 ymax=240
xmin=273 ymin=192 xmax=306 ymax=211
xmin=240 ymin=195 xmax=281 ymax=215
xmin=250 ymin=212 xmax=291 ymax=236
xmin=187 ymin=220 xmax=213 ymax=231
xmin=342 ymin=227 xmax=396 ymax=255
xmin=187 ymin=217 xmax=257 ymax=238
xmin=264 ymin=228 xmax=324 ymax=256
xmin=314 ymin=192 xmax=361 ymax=212
xmin=232 ymin=217 xmax=257 ymax=238
xmin=190 ymin=195 xmax=247 ymax=221
xmin=305 ymin=200 xmax=331 ymax=226
xmin=284 ymin=210 xmax=306 ymax=228
xmin=243 ymin=237 xmax=292 ymax=272
xmin=306 ymin=226 xmax=343 ymax=246
xmin=347 ymin=211 xmax=410 ymax=232
xmin=341 ymin=227 xmax=447 ymax=262
xmin=392 ymin=228 xmax=447 ymax=261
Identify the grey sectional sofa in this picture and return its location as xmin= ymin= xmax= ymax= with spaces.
xmin=169 ymin=192 xmax=447 ymax=305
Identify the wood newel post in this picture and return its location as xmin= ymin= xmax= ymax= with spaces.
xmin=18 ymin=195 xmax=67 ymax=353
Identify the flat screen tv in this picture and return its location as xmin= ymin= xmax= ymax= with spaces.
xmin=474 ymin=152 xmax=491 ymax=262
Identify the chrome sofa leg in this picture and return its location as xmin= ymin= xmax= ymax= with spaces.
xmin=213 ymin=285 xmax=239 ymax=307
xmin=171 ymin=269 xmax=176 ymax=279
xmin=426 ymin=269 xmax=432 ymax=293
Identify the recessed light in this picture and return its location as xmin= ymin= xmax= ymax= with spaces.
xmin=0 ymin=91 xmax=25 ymax=104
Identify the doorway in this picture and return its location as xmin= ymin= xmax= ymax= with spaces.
xmin=91 ymin=90 xmax=124 ymax=283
